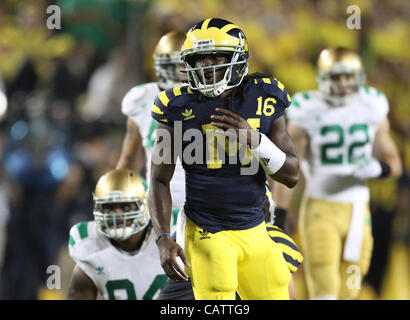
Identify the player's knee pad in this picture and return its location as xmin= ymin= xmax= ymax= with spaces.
xmin=303 ymin=222 xmax=342 ymax=299
xmin=305 ymin=222 xmax=341 ymax=265
xmin=307 ymin=263 xmax=341 ymax=299
xmin=339 ymin=230 xmax=373 ymax=300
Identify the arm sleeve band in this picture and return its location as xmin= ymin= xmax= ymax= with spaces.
xmin=249 ymin=133 xmax=286 ymax=175
xmin=379 ymin=161 xmax=391 ymax=178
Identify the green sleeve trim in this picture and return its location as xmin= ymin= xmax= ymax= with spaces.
xmin=292 ymin=99 xmax=300 ymax=108
xmin=172 ymin=208 xmax=180 ymax=226
xmin=69 ymin=235 xmax=75 ymax=247
xmin=76 ymin=222 xmax=89 ymax=240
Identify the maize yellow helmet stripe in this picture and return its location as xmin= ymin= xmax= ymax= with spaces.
xmin=201 ymin=18 xmax=211 ymax=30
xmin=220 ymin=23 xmax=239 ymax=33
xmin=184 ymin=18 xmax=248 ymax=53
xmin=188 ymin=29 xmax=241 ymax=50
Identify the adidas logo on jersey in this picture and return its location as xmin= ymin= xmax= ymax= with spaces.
xmin=182 ymin=109 xmax=195 ymax=120
xmin=96 ymin=266 xmax=105 ymax=275
xmin=199 ymin=229 xmax=211 ymax=240
xmin=261 ymin=157 xmax=270 ymax=164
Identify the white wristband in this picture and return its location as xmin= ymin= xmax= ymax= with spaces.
xmin=249 ymin=133 xmax=286 ymax=175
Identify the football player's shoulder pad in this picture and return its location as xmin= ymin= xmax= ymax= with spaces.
xmin=122 ymin=82 xmax=158 ymax=117
xmin=68 ymin=221 xmax=105 ymax=262
xmin=286 ymin=90 xmax=322 ymax=122
xmin=359 ymin=86 xmax=389 ymax=123
xmin=151 ymin=85 xmax=196 ymax=125
xmin=252 ymin=76 xmax=292 ymax=109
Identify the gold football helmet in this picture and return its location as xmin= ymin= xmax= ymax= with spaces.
xmin=317 ymin=47 xmax=366 ymax=106
xmin=93 ymin=169 xmax=149 ymax=241
xmin=181 ymin=18 xmax=249 ymax=97
xmin=153 ymin=31 xmax=186 ymax=90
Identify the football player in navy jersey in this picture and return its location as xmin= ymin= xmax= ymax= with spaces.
xmin=148 ymin=18 xmax=299 ymax=300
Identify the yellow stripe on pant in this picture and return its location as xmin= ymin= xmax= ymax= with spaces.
xmin=184 ymin=218 xmax=291 ymax=300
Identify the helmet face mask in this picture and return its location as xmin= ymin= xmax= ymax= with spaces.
xmin=153 ymin=31 xmax=186 ymax=90
xmin=154 ymin=52 xmax=185 ymax=90
xmin=93 ymin=169 xmax=149 ymax=241
xmin=94 ymin=196 xmax=149 ymax=241
xmin=317 ymin=47 xmax=366 ymax=106
xmin=182 ymin=18 xmax=249 ymax=98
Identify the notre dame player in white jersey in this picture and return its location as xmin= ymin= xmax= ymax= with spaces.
xmin=273 ymin=47 xmax=402 ymax=300
xmin=116 ymin=31 xmax=186 ymax=224
xmin=67 ymin=169 xmax=174 ymax=300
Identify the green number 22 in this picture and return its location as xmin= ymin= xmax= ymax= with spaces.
xmin=320 ymin=124 xmax=369 ymax=165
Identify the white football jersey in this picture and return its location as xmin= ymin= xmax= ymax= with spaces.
xmin=121 ymin=83 xmax=186 ymax=210
xmin=287 ymin=86 xmax=389 ymax=202
xmin=68 ymin=221 xmax=170 ymax=300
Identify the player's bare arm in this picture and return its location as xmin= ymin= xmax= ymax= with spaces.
xmin=211 ymin=108 xmax=299 ymax=188
xmin=273 ymin=121 xmax=309 ymax=209
xmin=148 ymin=122 xmax=190 ymax=281
xmin=372 ymin=118 xmax=403 ymax=177
xmin=67 ymin=264 xmax=98 ymax=300
xmin=267 ymin=116 xmax=300 ymax=188
xmin=116 ymin=118 xmax=146 ymax=173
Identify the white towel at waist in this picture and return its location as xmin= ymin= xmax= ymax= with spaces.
xmin=343 ymin=201 xmax=366 ymax=262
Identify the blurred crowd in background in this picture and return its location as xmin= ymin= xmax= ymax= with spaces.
xmin=0 ymin=0 xmax=408 ymax=300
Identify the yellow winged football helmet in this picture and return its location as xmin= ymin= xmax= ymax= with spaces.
xmin=181 ymin=18 xmax=249 ymax=97
xmin=153 ymin=31 xmax=186 ymax=90
xmin=93 ymin=169 xmax=149 ymax=241
xmin=317 ymin=47 xmax=366 ymax=105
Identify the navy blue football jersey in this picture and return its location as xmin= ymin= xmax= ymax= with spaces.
xmin=151 ymin=77 xmax=291 ymax=233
